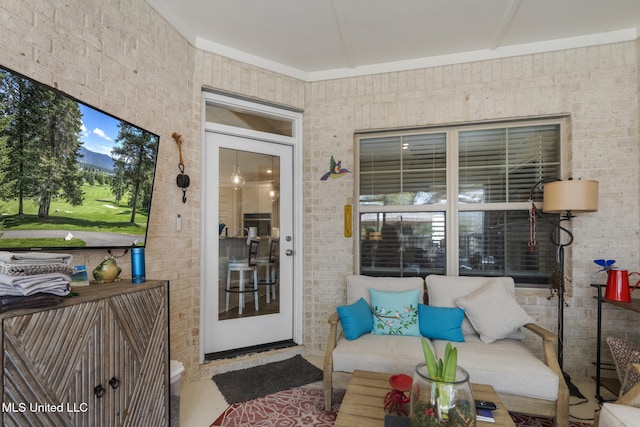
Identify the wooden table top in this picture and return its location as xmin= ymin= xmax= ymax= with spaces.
xmin=334 ymin=370 xmax=516 ymax=427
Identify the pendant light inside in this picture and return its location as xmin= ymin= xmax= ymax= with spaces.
xmin=267 ymin=156 xmax=279 ymax=201
xmin=229 ymin=151 xmax=245 ymax=190
xmin=267 ymin=182 xmax=278 ymax=202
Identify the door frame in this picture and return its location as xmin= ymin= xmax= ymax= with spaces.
xmin=199 ymin=90 xmax=304 ymax=363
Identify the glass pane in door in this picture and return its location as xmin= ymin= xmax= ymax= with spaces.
xmin=218 ymin=148 xmax=280 ymax=320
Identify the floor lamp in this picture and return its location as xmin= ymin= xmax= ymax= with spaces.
xmin=530 ymin=178 xmax=599 ymax=397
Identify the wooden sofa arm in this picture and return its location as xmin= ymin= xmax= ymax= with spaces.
xmin=523 ymin=323 xmax=557 ymax=342
xmin=324 ymin=312 xmax=340 ymax=371
xmin=595 ymin=363 xmax=640 ymax=425
xmin=323 ymin=312 xmax=340 ymax=411
xmin=616 ymin=363 xmax=640 ymax=406
xmin=523 ymin=323 xmax=562 ymax=377
xmin=523 ymin=324 xmax=560 ymax=370
xmin=523 ymin=323 xmax=569 ymax=426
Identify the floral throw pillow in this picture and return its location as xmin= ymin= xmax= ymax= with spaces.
xmin=606 ymin=336 xmax=640 ymax=397
xmin=370 ymin=288 xmax=420 ymax=336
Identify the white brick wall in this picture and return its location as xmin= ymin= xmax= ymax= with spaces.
xmin=3 ymin=0 xmax=639 ymax=385
xmin=1 ymin=0 xmax=202 ymax=381
xmin=304 ymin=43 xmax=640 ymax=380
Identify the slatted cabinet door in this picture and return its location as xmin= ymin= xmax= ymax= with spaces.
xmin=106 ymin=286 xmax=168 ymax=427
xmin=1 ymin=282 xmax=169 ymax=427
xmin=3 ymin=299 xmax=103 ymax=427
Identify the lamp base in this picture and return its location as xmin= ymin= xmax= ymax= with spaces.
xmin=563 ymin=371 xmax=586 ymax=399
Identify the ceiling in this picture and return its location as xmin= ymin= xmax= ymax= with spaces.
xmin=146 ymin=0 xmax=640 ymax=81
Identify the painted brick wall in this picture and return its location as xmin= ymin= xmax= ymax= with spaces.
xmin=0 ymin=0 xmax=203 ymax=380
xmin=304 ymin=43 xmax=640 ymax=380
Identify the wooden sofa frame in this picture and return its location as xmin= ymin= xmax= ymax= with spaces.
xmin=323 ymin=312 xmax=569 ymax=426
xmin=594 ymin=363 xmax=640 ymax=426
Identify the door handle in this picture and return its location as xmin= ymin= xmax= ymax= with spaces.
xmin=94 ymin=384 xmax=105 ymax=398
xmin=285 ymin=249 xmax=295 ymax=256
xmin=109 ymin=376 xmax=121 ymax=389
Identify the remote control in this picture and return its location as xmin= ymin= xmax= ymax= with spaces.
xmin=475 ymin=400 xmax=498 ymax=411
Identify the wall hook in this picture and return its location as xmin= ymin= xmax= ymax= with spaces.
xmin=172 ymin=132 xmax=190 ymax=203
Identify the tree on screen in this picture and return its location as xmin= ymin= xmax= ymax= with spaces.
xmin=111 ymin=123 xmax=158 ymax=224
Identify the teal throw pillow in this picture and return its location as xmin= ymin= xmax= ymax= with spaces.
xmin=418 ymin=304 xmax=465 ymax=342
xmin=337 ymin=297 xmax=373 ymax=340
xmin=370 ymin=289 xmax=420 ymax=336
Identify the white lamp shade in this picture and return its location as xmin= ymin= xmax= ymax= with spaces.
xmin=543 ymin=180 xmax=599 ymax=213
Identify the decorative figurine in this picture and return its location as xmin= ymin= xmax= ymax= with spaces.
xmin=384 ymin=374 xmax=412 ymax=416
xmin=320 ymin=155 xmax=351 ymax=180
xmin=92 ymin=256 xmax=122 ymax=283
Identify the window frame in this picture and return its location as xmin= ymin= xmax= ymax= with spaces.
xmin=354 ymin=116 xmax=568 ymax=286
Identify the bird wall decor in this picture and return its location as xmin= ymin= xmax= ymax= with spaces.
xmin=320 ymin=155 xmax=351 ymax=181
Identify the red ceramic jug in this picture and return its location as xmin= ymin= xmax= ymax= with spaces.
xmin=605 ymin=269 xmax=640 ymax=302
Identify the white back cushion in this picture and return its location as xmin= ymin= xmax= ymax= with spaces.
xmin=346 ymin=275 xmax=424 ymax=305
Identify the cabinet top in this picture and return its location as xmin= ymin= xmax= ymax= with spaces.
xmin=0 ymin=279 xmax=168 ymax=319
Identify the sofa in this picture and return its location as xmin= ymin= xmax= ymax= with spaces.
xmin=323 ymin=274 xmax=569 ymax=425
xmin=595 ymin=363 xmax=640 ymax=426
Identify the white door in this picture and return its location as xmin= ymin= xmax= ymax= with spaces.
xmin=203 ymin=132 xmax=294 ymax=354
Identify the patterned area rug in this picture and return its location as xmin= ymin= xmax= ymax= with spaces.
xmin=211 ymin=387 xmax=592 ymax=427
xmin=211 ymin=386 xmax=344 ymax=427
xmin=511 ymin=412 xmax=591 ymax=427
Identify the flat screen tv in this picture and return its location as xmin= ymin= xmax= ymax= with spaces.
xmin=0 ymin=65 xmax=159 ymax=251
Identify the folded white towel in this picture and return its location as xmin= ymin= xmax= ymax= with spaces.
xmin=0 ymin=272 xmax=70 ymax=296
xmin=0 ymin=272 xmax=71 ymax=288
xmin=0 ymin=282 xmax=69 ymax=297
xmin=0 ymin=251 xmax=73 ymax=265
xmin=0 ymin=262 xmax=76 ymax=277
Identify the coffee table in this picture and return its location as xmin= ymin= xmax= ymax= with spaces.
xmin=334 ymin=370 xmax=516 ymax=427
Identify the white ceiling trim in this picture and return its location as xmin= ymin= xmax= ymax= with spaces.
xmin=195 ymin=37 xmax=310 ymax=81
xmin=307 ymin=28 xmax=638 ymax=81
xmin=199 ymin=28 xmax=636 ymax=83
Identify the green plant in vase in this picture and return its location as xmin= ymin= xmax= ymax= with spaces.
xmin=410 ymin=338 xmax=476 ymax=427
xmin=424 ymin=338 xmax=457 ymax=415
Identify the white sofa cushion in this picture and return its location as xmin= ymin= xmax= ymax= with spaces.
xmin=599 ymin=403 xmax=640 ymax=427
xmin=332 ymin=333 xmax=432 ymax=377
xmin=346 ymin=275 xmax=424 ymax=305
xmin=432 ymin=335 xmax=559 ymax=401
xmin=426 ymin=274 xmax=525 ymax=339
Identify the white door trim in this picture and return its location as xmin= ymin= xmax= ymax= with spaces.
xmin=199 ymin=91 xmax=304 ymax=363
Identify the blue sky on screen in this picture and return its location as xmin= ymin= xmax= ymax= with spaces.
xmin=78 ymin=103 xmax=120 ymax=155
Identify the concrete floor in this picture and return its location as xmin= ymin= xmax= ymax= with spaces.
xmin=179 ymin=355 xmax=609 ymax=426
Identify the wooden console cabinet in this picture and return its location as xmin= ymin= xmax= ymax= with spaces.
xmin=0 ymin=280 xmax=169 ymax=426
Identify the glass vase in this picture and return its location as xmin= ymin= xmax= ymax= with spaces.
xmin=410 ymin=362 xmax=476 ymax=427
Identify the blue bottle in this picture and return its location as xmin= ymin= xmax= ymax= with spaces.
xmin=131 ymin=247 xmax=146 ymax=284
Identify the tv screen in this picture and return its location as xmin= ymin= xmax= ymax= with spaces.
xmin=0 ymin=65 xmax=159 ymax=251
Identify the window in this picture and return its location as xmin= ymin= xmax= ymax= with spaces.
xmin=356 ymin=119 xmax=562 ymax=284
